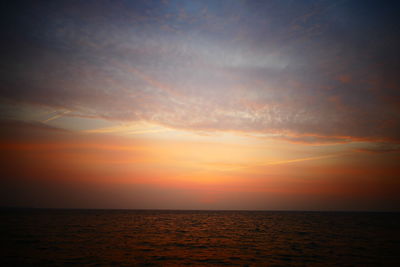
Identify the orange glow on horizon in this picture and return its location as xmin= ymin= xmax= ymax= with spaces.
xmin=2 ymin=120 xmax=399 ymax=211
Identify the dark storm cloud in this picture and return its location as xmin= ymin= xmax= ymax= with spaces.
xmin=1 ymin=0 xmax=399 ymax=142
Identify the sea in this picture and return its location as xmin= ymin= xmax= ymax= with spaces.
xmin=2 ymin=209 xmax=400 ymax=266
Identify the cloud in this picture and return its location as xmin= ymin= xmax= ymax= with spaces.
xmin=0 ymin=119 xmax=67 ymax=134
xmin=265 ymin=153 xmax=349 ymax=166
xmin=355 ymin=143 xmax=400 ymax=154
xmin=1 ymin=0 xmax=400 ymax=144
xmin=42 ymin=110 xmax=71 ymax=123
xmin=83 ymin=124 xmax=172 ymax=136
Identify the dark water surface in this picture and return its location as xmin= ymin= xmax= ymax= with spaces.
xmin=2 ymin=209 xmax=400 ymax=266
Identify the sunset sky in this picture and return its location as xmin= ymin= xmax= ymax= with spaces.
xmin=1 ymin=0 xmax=399 ymax=211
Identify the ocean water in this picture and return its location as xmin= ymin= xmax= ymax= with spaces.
xmin=2 ymin=209 xmax=400 ymax=266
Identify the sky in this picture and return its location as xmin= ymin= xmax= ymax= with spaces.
xmin=1 ymin=0 xmax=399 ymax=211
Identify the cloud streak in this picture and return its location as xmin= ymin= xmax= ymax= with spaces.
xmin=355 ymin=143 xmax=400 ymax=154
xmin=42 ymin=110 xmax=71 ymax=123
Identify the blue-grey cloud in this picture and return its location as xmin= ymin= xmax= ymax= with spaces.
xmin=1 ymin=0 xmax=400 ymax=143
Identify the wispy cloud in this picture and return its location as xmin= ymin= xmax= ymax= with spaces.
xmin=83 ymin=123 xmax=172 ymax=136
xmin=265 ymin=153 xmax=348 ymax=166
xmin=1 ymin=0 xmax=399 ymax=145
xmin=203 ymin=152 xmax=349 ymax=173
xmin=42 ymin=110 xmax=71 ymax=123
xmin=355 ymin=143 xmax=400 ymax=154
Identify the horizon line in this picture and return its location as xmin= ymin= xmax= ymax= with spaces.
xmin=1 ymin=207 xmax=398 ymax=213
